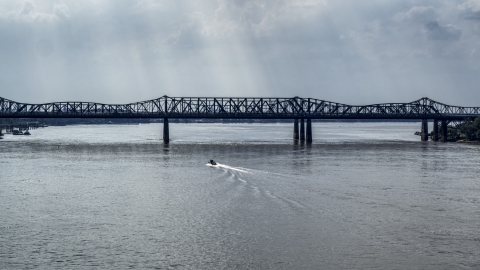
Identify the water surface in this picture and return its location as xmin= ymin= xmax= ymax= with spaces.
xmin=1 ymin=122 xmax=479 ymax=269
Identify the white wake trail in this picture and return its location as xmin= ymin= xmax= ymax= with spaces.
xmin=206 ymin=163 xmax=250 ymax=173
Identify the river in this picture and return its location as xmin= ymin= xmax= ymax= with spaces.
xmin=1 ymin=122 xmax=479 ymax=269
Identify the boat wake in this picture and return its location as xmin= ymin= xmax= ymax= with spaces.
xmin=206 ymin=163 xmax=250 ymax=173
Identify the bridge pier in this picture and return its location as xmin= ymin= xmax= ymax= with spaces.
xmin=293 ymin=119 xmax=299 ymax=140
xmin=300 ymin=119 xmax=305 ymax=141
xmin=0 ymin=127 xmax=3 ymax=136
xmin=421 ymin=119 xmax=429 ymax=141
xmin=433 ymin=120 xmax=439 ymax=141
xmin=306 ymin=119 xmax=312 ymax=143
xmin=163 ymin=118 xmax=169 ymax=143
xmin=441 ymin=120 xmax=448 ymax=142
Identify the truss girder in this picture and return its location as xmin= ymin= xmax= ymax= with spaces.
xmin=0 ymin=96 xmax=479 ymax=120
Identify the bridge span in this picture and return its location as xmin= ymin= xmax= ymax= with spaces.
xmin=1 ymin=96 xmax=480 ymax=143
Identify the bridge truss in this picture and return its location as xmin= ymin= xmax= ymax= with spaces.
xmin=1 ymin=96 xmax=480 ymax=120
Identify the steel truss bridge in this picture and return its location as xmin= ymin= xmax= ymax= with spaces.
xmin=1 ymin=96 xmax=479 ymax=143
xmin=1 ymin=96 xmax=480 ymax=120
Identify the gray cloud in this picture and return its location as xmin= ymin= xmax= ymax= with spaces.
xmin=464 ymin=10 xmax=480 ymax=20
xmin=36 ymin=39 xmax=54 ymax=57
xmin=0 ymin=0 xmax=480 ymax=106
xmin=20 ymin=1 xmax=34 ymax=15
xmin=400 ymin=6 xmax=436 ymax=23
xmin=460 ymin=0 xmax=480 ymax=20
xmin=425 ymin=21 xmax=462 ymax=40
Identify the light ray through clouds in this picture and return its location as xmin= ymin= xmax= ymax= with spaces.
xmin=1 ymin=0 xmax=480 ymax=105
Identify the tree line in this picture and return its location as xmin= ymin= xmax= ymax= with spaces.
xmin=439 ymin=117 xmax=480 ymax=142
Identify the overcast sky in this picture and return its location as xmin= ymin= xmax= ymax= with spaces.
xmin=1 ymin=0 xmax=480 ymax=105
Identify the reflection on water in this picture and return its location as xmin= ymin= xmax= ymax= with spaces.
xmin=1 ymin=123 xmax=480 ymax=269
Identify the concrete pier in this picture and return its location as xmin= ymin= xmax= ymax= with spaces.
xmin=300 ymin=119 xmax=305 ymax=141
xmin=293 ymin=119 xmax=299 ymax=140
xmin=421 ymin=119 xmax=429 ymax=141
xmin=163 ymin=118 xmax=169 ymax=143
xmin=441 ymin=120 xmax=448 ymax=142
xmin=433 ymin=120 xmax=439 ymax=141
xmin=0 ymin=127 xmax=3 ymax=136
xmin=306 ymin=119 xmax=312 ymax=143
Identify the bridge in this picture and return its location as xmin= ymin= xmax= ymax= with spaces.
xmin=1 ymin=96 xmax=480 ymax=143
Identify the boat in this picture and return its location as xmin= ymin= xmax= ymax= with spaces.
xmin=23 ymin=131 xmax=31 ymax=135
xmin=12 ymin=130 xmax=23 ymax=135
xmin=209 ymin=159 xmax=217 ymax=165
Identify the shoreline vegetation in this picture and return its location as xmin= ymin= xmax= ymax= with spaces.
xmin=437 ymin=117 xmax=480 ymax=143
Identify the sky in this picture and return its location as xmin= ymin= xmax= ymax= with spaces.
xmin=1 ymin=0 xmax=480 ymax=106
